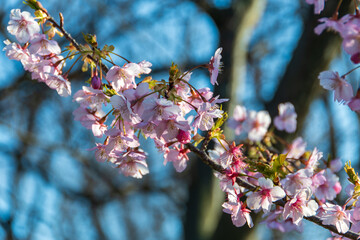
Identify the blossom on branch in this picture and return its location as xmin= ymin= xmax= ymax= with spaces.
xmin=247 ymin=177 xmax=286 ymax=213
xmin=7 ymin=9 xmax=40 ymax=43
xmin=319 ymin=71 xmax=353 ymax=103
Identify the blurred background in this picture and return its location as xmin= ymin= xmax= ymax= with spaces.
xmin=0 ymin=0 xmax=359 ymax=239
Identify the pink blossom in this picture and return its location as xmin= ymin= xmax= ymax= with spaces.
xmin=305 ymin=147 xmax=322 ymax=170
xmin=222 ymin=201 xmax=253 ymax=228
xmin=321 ymin=204 xmax=351 ymax=233
xmin=313 ymin=169 xmax=341 ymax=201
xmin=208 ymin=48 xmax=222 ymax=85
xmin=319 ymin=71 xmax=353 ymax=103
xmin=227 ymin=105 xmax=247 ymax=135
xmin=45 ymin=74 xmax=71 ymax=97
xmin=142 ymin=99 xmax=181 ymax=123
xmin=284 ymin=137 xmax=306 ymax=160
xmin=154 ymin=117 xmax=190 ymax=142
xmin=123 ymin=82 xmax=155 ymax=116
xmin=73 ymin=107 xmax=107 ymax=137
xmin=73 ymin=86 xmax=109 ymax=108
xmin=263 ymin=208 xmax=303 ymax=233
xmin=280 ymin=169 xmax=313 ymax=196
xmin=3 ymin=39 xmax=30 ymax=61
xmin=88 ymin=143 xmax=111 ymax=163
xmin=138 ymin=60 xmax=152 ymax=75
xmin=247 ymin=177 xmax=286 ymax=213
xmin=7 ymin=9 xmax=40 ymax=43
xmin=175 ymin=72 xmax=191 ymax=99
xmin=111 ymin=149 xmax=149 ymax=178
xmin=105 ymin=128 xmax=140 ymax=154
xmin=305 ymin=0 xmax=326 ymax=14
xmin=110 ymin=94 xmax=141 ymax=124
xmin=214 ymin=170 xmax=238 ymax=192
xmin=106 ymin=61 xmax=150 ymax=92
xmin=314 ymin=16 xmax=348 ymax=35
xmin=218 ymin=142 xmax=244 ymax=168
xmin=192 ymin=102 xmax=223 ymax=131
xmin=339 ymin=16 xmax=360 ymax=57
xmin=245 ymin=110 xmax=271 ymax=142
xmin=283 ymin=189 xmax=318 ymax=225
xmin=274 ymin=102 xmax=297 ymax=133
xmin=187 ymin=87 xmax=213 ymax=108
xmin=29 ymin=33 xmax=61 ymax=55
xmin=164 ymin=145 xmax=190 ymax=172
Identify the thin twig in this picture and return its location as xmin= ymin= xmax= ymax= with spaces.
xmin=47 ymin=16 xmax=109 ymax=73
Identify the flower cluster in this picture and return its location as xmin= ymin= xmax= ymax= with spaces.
xmin=214 ymin=107 xmax=351 ymax=235
xmin=4 ymin=9 xmax=70 ymax=97
xmin=4 ymin=1 xmax=360 ymax=239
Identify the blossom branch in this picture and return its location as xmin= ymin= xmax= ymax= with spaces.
xmin=186 ymin=142 xmax=360 ymax=240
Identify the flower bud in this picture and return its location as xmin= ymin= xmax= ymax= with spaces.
xmin=91 ymin=75 xmax=102 ymax=89
xmin=351 ymin=53 xmax=360 ymax=64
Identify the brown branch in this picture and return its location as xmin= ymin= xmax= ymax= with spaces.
xmin=186 ymin=142 xmax=360 ymax=240
xmin=47 ymin=16 xmax=109 ymax=73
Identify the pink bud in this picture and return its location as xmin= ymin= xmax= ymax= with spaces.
xmin=351 ymin=53 xmax=360 ymax=64
xmin=176 ymin=130 xmax=191 ymax=144
xmin=91 ymin=76 xmax=102 ymax=89
xmin=333 ymin=181 xmax=342 ymax=194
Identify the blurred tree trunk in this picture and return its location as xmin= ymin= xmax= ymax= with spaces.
xmin=184 ymin=1 xmax=266 ymax=239
xmin=265 ymin=0 xmax=352 ymax=131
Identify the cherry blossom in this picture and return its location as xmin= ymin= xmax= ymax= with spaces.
xmin=245 ymin=110 xmax=271 ymax=142
xmin=247 ymin=177 xmax=286 ymax=213
xmin=45 ymin=74 xmax=72 ymax=97
xmin=223 ymin=201 xmax=253 ymax=228
xmin=6 ymin=2 xmax=360 ymax=237
xmin=284 ymin=137 xmax=306 ymax=160
xmin=313 ymin=169 xmax=341 ymax=201
xmin=3 ymin=40 xmax=30 ymax=61
xmin=110 ymin=94 xmax=142 ymax=124
xmin=111 ymin=149 xmax=149 ymax=178
xmin=29 ymin=33 xmax=61 ymax=55
xmin=319 ymin=71 xmax=353 ymax=103
xmin=106 ymin=61 xmax=150 ymax=92
xmin=208 ymin=48 xmax=222 ymax=85
xmin=321 ymin=204 xmax=351 ymax=234
xmin=218 ymin=142 xmax=244 ymax=168
xmin=305 ymin=147 xmax=322 ymax=171
xmin=7 ymin=9 xmax=40 ymax=43
xmin=228 ymin=105 xmax=247 ymax=135
xmin=73 ymin=86 xmax=109 ymax=108
xmin=283 ymin=189 xmax=318 ymax=225
xmin=280 ymin=169 xmax=313 ymax=196
xmin=164 ymin=144 xmax=190 ymax=172
xmin=274 ymin=102 xmax=297 ymax=133
xmin=263 ymin=208 xmax=303 ymax=233
xmin=192 ymin=102 xmax=223 ymax=131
